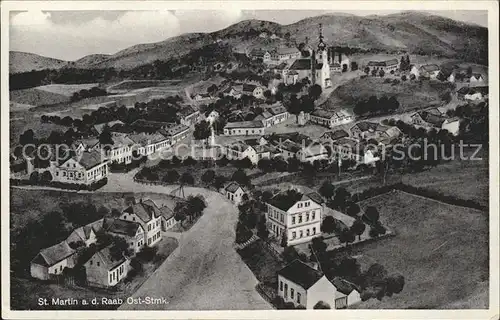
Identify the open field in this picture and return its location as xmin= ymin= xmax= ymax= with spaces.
xmin=10 ymin=88 xmax=70 ymax=106
xmin=35 ymin=83 xmax=100 ymax=97
xmin=10 ymin=188 xmax=182 ymax=235
xmin=107 ymin=80 xmax=183 ymax=92
xmin=328 ymin=76 xmax=454 ymax=111
xmin=352 ymin=190 xmax=488 ymax=308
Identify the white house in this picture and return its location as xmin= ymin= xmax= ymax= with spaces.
xmin=224 ymin=141 xmax=271 ymax=164
xmin=254 ymin=103 xmax=290 ymax=127
xmin=66 ymin=224 xmax=98 ymax=248
xmin=330 ymin=138 xmax=380 ymax=166
xmin=159 ymin=123 xmax=190 ymax=145
xmin=469 ymin=73 xmax=485 ymax=84
xmin=441 ymin=118 xmax=461 ymax=136
xmin=206 ymin=110 xmax=220 ymax=124
xmin=242 ymin=84 xmax=265 ymax=99
xmin=410 ymin=65 xmax=420 ymax=79
xmin=30 ymin=241 xmax=77 ymax=280
xmin=266 ymin=190 xmax=323 ymax=246
xmin=179 ymin=106 xmax=201 ymax=126
xmin=223 ymin=121 xmax=265 ymax=136
xmin=49 ymin=150 xmax=109 ymax=185
xmin=104 ymin=218 xmax=145 ymax=253
xmin=84 ymin=246 xmax=129 ymax=288
xmin=128 ymin=132 xmax=171 ymax=157
xmin=310 ymin=109 xmax=354 ymax=129
xmin=120 ymin=199 xmax=163 ymax=247
xmin=224 ymin=182 xmax=246 ymax=204
xmin=160 ymin=205 xmax=178 ymax=232
xmin=366 ymin=59 xmax=399 ymax=72
xmin=296 ymin=143 xmax=329 ymax=163
xmin=105 ymin=133 xmax=134 ymax=164
xmin=419 ymin=64 xmax=441 ymax=80
xmin=277 ymin=260 xmax=361 ymax=309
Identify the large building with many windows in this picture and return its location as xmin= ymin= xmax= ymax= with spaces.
xmin=265 ymin=189 xmax=324 ymax=246
xmin=120 ymin=199 xmax=163 ymax=247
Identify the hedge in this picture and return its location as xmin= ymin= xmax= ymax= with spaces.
xmin=10 ymin=177 xmax=108 ymax=191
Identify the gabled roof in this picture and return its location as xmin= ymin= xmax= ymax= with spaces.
xmin=289 ymin=59 xmax=320 ymax=70
xmin=225 ymin=181 xmax=243 ymax=193
xmin=367 ymin=59 xmax=398 ymax=67
xmin=268 ymin=104 xmax=288 ymax=116
xmin=276 ymin=47 xmax=300 ymax=55
xmin=311 ymin=108 xmax=351 ymax=120
xmin=131 ymin=119 xmax=171 ymax=130
xmin=352 ymin=121 xmax=384 ymax=132
xmin=64 ymin=150 xmax=106 ymax=170
xmin=159 ymin=123 xmax=190 ymax=137
xmin=87 ymin=246 xmax=127 ymax=270
xmin=94 ymin=120 xmax=124 ymax=134
xmin=419 ymin=111 xmax=447 ymax=127
xmin=332 ymin=277 xmax=360 ymax=295
xmin=419 ymin=64 xmax=440 ymax=72
xmin=224 ymin=121 xmax=264 ymax=129
xmin=68 ymin=224 xmax=96 ymax=243
xmin=255 ymin=111 xmax=273 ymax=120
xmin=178 ymin=106 xmax=199 ymax=117
xmin=123 ymin=200 xmax=161 ymax=223
xmin=278 ymin=260 xmax=323 ymax=290
xmin=110 ymin=134 xmax=134 ymax=148
xmin=160 ymin=205 xmax=175 ymax=220
xmin=32 ymin=241 xmax=76 ymax=267
xmin=471 ymin=73 xmax=484 ymax=80
xmin=321 ymin=129 xmax=349 ymax=141
xmin=106 ymin=218 xmax=143 ymax=237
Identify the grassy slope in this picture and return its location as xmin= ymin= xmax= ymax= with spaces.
xmin=9 ymin=188 xmax=181 ymax=235
xmin=9 ymin=88 xmax=70 ymax=106
xmin=9 ymin=51 xmax=68 ymax=73
xmin=327 ymin=76 xmax=454 ymax=111
xmin=353 ymin=190 xmax=488 ymax=308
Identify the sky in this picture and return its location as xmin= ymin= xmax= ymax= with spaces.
xmin=9 ymin=9 xmax=488 ymax=61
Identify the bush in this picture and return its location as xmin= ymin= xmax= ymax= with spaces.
xmin=136 ymin=246 xmax=158 ymax=262
xmin=235 ymin=222 xmax=253 ymax=244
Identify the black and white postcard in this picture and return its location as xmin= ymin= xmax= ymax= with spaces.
xmin=1 ymin=1 xmax=498 ymax=319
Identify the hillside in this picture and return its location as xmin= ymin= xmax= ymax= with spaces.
xmin=9 ymin=11 xmax=488 ymax=73
xmin=9 ymin=51 xmax=69 ymax=73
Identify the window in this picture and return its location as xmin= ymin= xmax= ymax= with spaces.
xmin=284 ymin=284 xmax=288 ymax=298
xmin=292 ymin=231 xmax=296 ymax=239
xmin=312 ymin=211 xmax=316 ymax=220
xmin=291 ymin=288 xmax=295 ymax=299
xmin=280 ymin=214 xmax=284 ymax=222
xmin=280 ymin=281 xmax=283 ymax=291
xmin=298 ymin=215 xmax=302 ymax=223
xmin=292 ymin=217 xmax=295 ymax=225
xmin=300 ymin=230 xmax=303 ymax=238
xmin=297 ymin=293 xmax=301 ymax=304
xmin=90 ymin=260 xmax=93 ymax=265
xmin=109 ymin=274 xmax=113 ymax=283
xmin=306 ymin=213 xmax=310 ymax=221
xmin=313 ymin=227 xmax=316 ymax=235
xmin=97 ymin=262 xmax=100 ymax=267
xmin=297 ymin=203 xmax=302 ymax=208
xmin=306 ymin=229 xmax=310 ymax=236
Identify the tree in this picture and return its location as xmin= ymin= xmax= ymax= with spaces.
xmin=280 ymin=233 xmax=288 ymax=247
xmin=313 ymin=301 xmax=331 ymax=309
xmin=257 ymin=158 xmax=273 ymax=172
xmin=308 ymin=84 xmax=322 ymax=101
xmin=193 ymin=120 xmax=212 ymax=142
xmin=379 ymin=69 xmax=385 ymax=77
xmin=409 ymin=73 xmax=416 ymax=80
xmin=206 ymin=84 xmax=218 ymax=95
xmin=466 ymin=66 xmax=473 ymax=77
xmin=257 ymin=216 xmax=269 ymax=240
xmin=399 ymin=55 xmax=407 ymax=71
xmin=364 ymin=66 xmax=370 ymax=74
xmin=29 ymin=171 xmax=40 ymax=184
xmin=201 ymin=169 xmax=215 ymax=184
xmin=320 ymin=216 xmax=336 ymax=234
xmin=40 ymin=170 xmax=53 ymax=182
xmin=350 ymin=219 xmax=366 ymax=240
xmin=401 ymin=74 xmax=407 ymax=81
xmin=212 ymin=175 xmax=226 ymax=190
xmin=282 ymin=246 xmax=300 ymax=263
xmin=19 ymin=129 xmax=35 ymax=146
xmin=171 ymin=156 xmax=181 ymax=166
xmin=351 ymin=61 xmax=358 ymax=71
xmin=164 ymin=170 xmax=180 ymax=183
xmin=231 ymin=168 xmax=250 ymax=186
xmin=174 ymin=202 xmax=188 ymax=226
xmin=371 ymin=68 xmax=378 ymax=77
xmin=216 ymin=156 xmax=229 ymax=167
xmin=182 ymin=156 xmax=197 ymax=166
xmin=109 ymin=237 xmax=129 ymax=260
xmin=338 ymin=229 xmax=356 ymax=247
xmin=386 ymin=274 xmax=405 ymax=295
xmin=346 ymin=202 xmax=361 ymax=217
xmin=333 ymin=187 xmax=351 ymax=212
xmin=99 ymin=124 xmax=114 ymax=147
xmin=318 ymin=181 xmax=335 ymax=200
xmin=363 ymin=206 xmax=380 ymax=225
xmin=180 ymin=172 xmax=195 ymax=185
xmin=309 ymin=236 xmax=327 ymax=261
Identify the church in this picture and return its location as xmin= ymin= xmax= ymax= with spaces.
xmin=285 ymin=24 xmax=332 ymax=89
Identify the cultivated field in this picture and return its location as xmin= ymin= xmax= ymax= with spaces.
xmin=107 ymin=80 xmax=183 ymax=92
xmin=352 ymin=190 xmax=488 ymax=308
xmin=10 ymin=88 xmax=70 ymax=107
xmin=328 ymin=76 xmax=454 ymax=111
xmin=35 ymin=83 xmax=100 ymax=97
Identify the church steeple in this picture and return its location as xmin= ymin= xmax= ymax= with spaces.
xmin=317 ymin=23 xmax=326 ymax=52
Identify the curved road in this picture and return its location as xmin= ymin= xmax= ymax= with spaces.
xmin=99 ymin=172 xmax=271 ymax=310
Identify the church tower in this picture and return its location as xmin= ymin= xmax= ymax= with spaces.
xmin=315 ymin=23 xmax=330 ymax=89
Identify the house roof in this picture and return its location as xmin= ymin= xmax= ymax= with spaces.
xmin=419 ymin=111 xmax=447 ymax=126
xmin=332 ymin=277 xmax=359 ymax=295
xmin=178 ymin=106 xmax=199 ymax=117
xmin=267 ymin=189 xmax=322 ymax=211
xmin=255 ymin=111 xmax=273 ymax=120
xmin=111 ymin=133 xmax=134 ymax=148
xmin=471 ymin=73 xmax=484 ymax=80
xmin=33 ymin=241 xmax=76 ymax=267
xmin=88 ymin=246 xmax=127 ymax=270
xmin=225 ymin=181 xmax=243 ymax=193
xmin=160 ymin=205 xmax=175 ymax=220
xmin=367 ymin=59 xmax=398 ymax=67
xmin=123 ymin=200 xmax=161 ymax=223
xmin=419 ymin=64 xmax=440 ymax=72
xmin=94 ymin=120 xmax=124 ymax=134
xmin=128 ymin=132 xmax=168 ymax=145
xmin=69 ymin=225 xmax=95 ymax=243
xmin=253 ymin=145 xmax=272 ymax=154
xmin=106 ymin=218 xmax=143 ymax=237
xmin=159 ymin=123 xmax=190 ymax=137
xmin=268 ymin=104 xmax=288 ymax=116
xmin=276 ymin=47 xmax=300 ymax=55
xmin=131 ymin=119 xmax=171 ymax=130
xmin=289 ymin=59 xmax=321 ymax=70
xmin=311 ymin=108 xmax=351 ymax=120
xmin=352 ymin=121 xmax=385 ymax=132
xmin=72 ymin=150 xmax=106 ymax=170
xmin=224 ymin=121 xmax=264 ymax=129
xmin=278 ymin=259 xmax=323 ymax=290
xmin=321 ymin=129 xmax=349 ymax=141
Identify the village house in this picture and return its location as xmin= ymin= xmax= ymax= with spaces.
xmin=224 ymin=140 xmax=271 ymax=164
xmin=179 ymin=106 xmax=201 ymax=126
xmin=350 ymin=122 xmax=401 ymax=143
xmin=328 ymin=48 xmax=350 ymax=72
xmin=131 ymin=119 xmax=172 ymax=133
xmin=271 ymin=47 xmax=302 ymax=62
xmin=457 ymin=86 xmax=489 ymax=101
xmin=104 ymin=133 xmax=135 ymax=165
xmin=318 ymin=129 xmax=349 ymax=145
xmin=84 ymin=246 xmax=130 ymax=288
xmin=160 ymin=205 xmax=178 ymax=232
xmin=66 ymin=224 xmax=98 ymax=248
xmin=249 ymin=49 xmax=272 ymax=63
xmin=410 ymin=110 xmax=461 ymax=136
xmin=120 ymin=199 xmax=163 ymax=247
xmin=223 ymin=121 xmax=265 ymax=136
xmin=254 ymin=103 xmax=290 ymax=127
xmin=193 ymin=93 xmax=212 ymax=102
xmin=330 ymin=138 xmax=380 ymax=166
xmin=296 ymin=143 xmax=329 ymax=163
xmin=265 ymin=189 xmax=323 ymax=246
xmin=49 ymin=150 xmax=109 ymax=185
xmin=469 ymin=73 xmax=485 ymax=84
xmin=224 ymin=182 xmax=246 ymax=205
xmin=159 ymin=123 xmax=190 ymax=145
xmin=310 ymin=109 xmax=354 ymax=129
xmin=366 ymin=59 xmax=399 ymax=72
xmin=128 ymin=132 xmax=171 ymax=157
xmin=277 ymin=259 xmax=361 ymax=309
xmin=242 ymin=84 xmax=265 ymax=99
xmin=418 ymin=64 xmax=441 ymax=80
xmin=410 ymin=65 xmax=420 ymax=79
xmin=72 ymin=137 xmax=100 ymax=154
xmin=104 ymin=218 xmax=145 ymax=253
xmin=205 ymin=110 xmax=220 ymax=124
xmin=31 ymin=241 xmax=77 ymax=280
